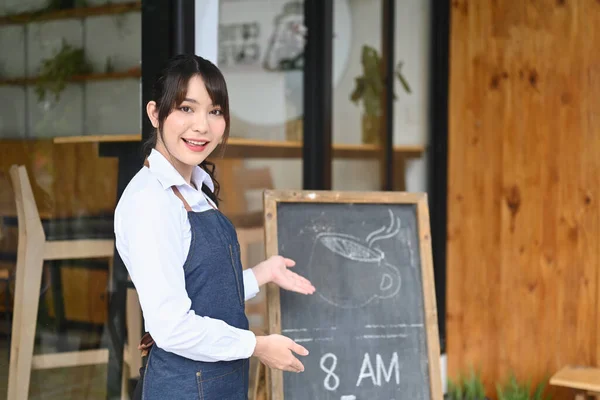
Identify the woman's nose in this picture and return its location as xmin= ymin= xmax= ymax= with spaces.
xmin=193 ymin=115 xmax=209 ymax=133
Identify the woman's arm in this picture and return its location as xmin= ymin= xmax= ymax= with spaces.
xmin=115 ymin=190 xmax=255 ymax=362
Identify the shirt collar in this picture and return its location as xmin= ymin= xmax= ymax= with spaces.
xmin=147 ymin=149 xmax=215 ymax=192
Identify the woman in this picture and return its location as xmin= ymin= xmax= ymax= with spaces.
xmin=114 ymin=54 xmax=315 ymax=399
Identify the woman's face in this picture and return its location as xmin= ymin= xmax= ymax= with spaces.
xmin=148 ymin=75 xmax=226 ymax=176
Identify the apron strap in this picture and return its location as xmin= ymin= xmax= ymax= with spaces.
xmin=144 ymin=158 xmax=195 ymax=212
xmin=171 ymin=186 xmax=193 ymax=212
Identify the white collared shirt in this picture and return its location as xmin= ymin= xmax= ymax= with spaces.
xmin=114 ymin=149 xmax=259 ymax=362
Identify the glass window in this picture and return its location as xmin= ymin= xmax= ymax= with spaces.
xmin=0 ymin=2 xmax=141 ymax=397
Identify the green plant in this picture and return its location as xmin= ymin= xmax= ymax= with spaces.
xmin=350 ymin=44 xmax=411 ymax=117
xmin=35 ymin=39 xmax=92 ymax=102
xmin=446 ymin=369 xmax=487 ymax=400
xmin=496 ymin=374 xmax=551 ymax=400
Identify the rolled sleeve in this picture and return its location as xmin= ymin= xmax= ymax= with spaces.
xmin=243 ymin=269 xmax=260 ymax=300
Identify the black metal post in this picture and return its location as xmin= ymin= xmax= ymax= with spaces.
xmin=141 ymin=0 xmax=171 ymax=144
xmin=302 ymin=0 xmax=333 ymax=190
xmin=171 ymin=0 xmax=195 ymax=55
xmin=382 ymin=0 xmax=395 ymax=191
xmin=100 ymin=143 xmax=142 ymax=400
xmin=428 ymin=0 xmax=450 ymax=352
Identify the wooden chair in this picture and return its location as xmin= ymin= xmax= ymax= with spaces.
xmin=7 ymin=165 xmax=142 ymax=400
xmin=227 ymin=165 xmax=274 ymax=335
xmin=229 ymin=166 xmax=273 ymax=269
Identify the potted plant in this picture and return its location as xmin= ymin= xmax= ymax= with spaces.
xmin=496 ymin=373 xmax=551 ymax=400
xmin=350 ymin=44 xmax=411 ymax=144
xmin=35 ymin=39 xmax=92 ymax=103
xmin=446 ymin=369 xmax=489 ymax=400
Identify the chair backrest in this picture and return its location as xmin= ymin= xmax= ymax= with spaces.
xmin=234 ymin=166 xmax=274 ymax=213
xmin=9 ymin=165 xmax=45 ymax=244
xmin=236 ymin=166 xmax=274 ymax=192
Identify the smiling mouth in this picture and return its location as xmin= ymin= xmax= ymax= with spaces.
xmin=182 ymin=138 xmax=208 ymax=146
xmin=182 ymin=138 xmax=211 ymax=152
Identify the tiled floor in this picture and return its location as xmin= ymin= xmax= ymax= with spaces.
xmin=0 ymin=322 xmax=127 ymax=399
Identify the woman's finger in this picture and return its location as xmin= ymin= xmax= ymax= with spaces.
xmin=284 ymin=258 xmax=296 ymax=267
xmin=296 ymin=275 xmax=313 ymax=287
xmin=288 ymin=272 xmax=315 ymax=290
xmin=289 ymin=357 xmax=305 ymax=373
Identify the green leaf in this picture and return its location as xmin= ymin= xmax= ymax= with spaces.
xmin=395 ymin=69 xmax=412 ymax=94
xmin=350 ymin=77 xmax=366 ymax=104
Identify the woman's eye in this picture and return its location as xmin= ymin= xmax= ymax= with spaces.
xmin=179 ymin=106 xmax=192 ymax=113
xmin=210 ymin=109 xmax=223 ymax=116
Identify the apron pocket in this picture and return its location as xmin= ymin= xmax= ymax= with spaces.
xmin=196 ymin=360 xmax=247 ymax=400
xmin=229 ymin=244 xmax=244 ymax=307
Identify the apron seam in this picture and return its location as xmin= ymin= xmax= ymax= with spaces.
xmin=141 ymin=346 xmax=153 ymax=400
xmin=197 ymin=361 xmax=245 ymax=383
xmin=229 ymin=244 xmax=244 ymax=306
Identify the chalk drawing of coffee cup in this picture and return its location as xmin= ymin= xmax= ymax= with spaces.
xmin=307 ymin=232 xmax=401 ymax=309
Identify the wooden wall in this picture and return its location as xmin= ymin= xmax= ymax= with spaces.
xmin=447 ymin=0 xmax=600 ymax=398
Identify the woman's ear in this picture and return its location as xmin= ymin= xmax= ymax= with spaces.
xmin=146 ymin=101 xmax=159 ymax=128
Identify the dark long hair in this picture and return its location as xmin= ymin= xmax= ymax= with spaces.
xmin=143 ymin=54 xmax=230 ymax=205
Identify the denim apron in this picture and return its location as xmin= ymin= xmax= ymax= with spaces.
xmin=136 ymin=180 xmax=250 ymax=399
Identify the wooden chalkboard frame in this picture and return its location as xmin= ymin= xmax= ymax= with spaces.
xmin=262 ymin=190 xmax=442 ymax=400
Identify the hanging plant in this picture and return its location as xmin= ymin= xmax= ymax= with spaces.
xmin=34 ymin=39 xmax=92 ymax=103
xmin=349 ymin=45 xmax=411 ymax=144
xmin=350 ymin=44 xmax=411 ymax=116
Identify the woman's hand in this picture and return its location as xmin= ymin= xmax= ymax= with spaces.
xmin=252 ymin=256 xmax=316 ymax=295
xmin=253 ymin=334 xmax=309 ymax=373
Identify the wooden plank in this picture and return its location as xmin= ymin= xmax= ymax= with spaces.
xmin=550 ymin=366 xmax=600 ymax=393
xmin=53 ymin=134 xmax=142 ymax=144
xmin=0 ymin=69 xmax=141 ymax=86
xmin=31 ymin=349 xmax=108 ymax=370
xmin=417 ymin=196 xmax=443 ymax=400
xmin=44 ymin=239 xmax=114 ymax=260
xmin=0 ymin=1 xmax=141 ymax=25
xmin=52 ymin=135 xmax=425 ymax=160
xmin=264 ymin=189 xmax=424 ymax=204
xmin=263 ymin=192 xmax=282 ymax=399
xmin=222 ymin=137 xmax=425 ymax=160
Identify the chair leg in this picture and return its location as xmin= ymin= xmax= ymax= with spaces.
xmin=7 ymin=247 xmax=45 ymax=400
xmin=126 ymin=287 xmax=142 ymax=379
xmin=49 ymin=260 xmax=67 ymax=351
xmin=5 ymin=278 xmax=11 ymax=361
xmin=121 ymin=363 xmax=129 ymax=400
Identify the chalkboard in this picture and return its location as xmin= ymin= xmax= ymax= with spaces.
xmin=263 ymin=190 xmax=442 ymax=400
